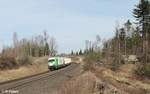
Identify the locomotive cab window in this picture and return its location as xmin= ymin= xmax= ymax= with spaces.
xmin=48 ymin=59 xmax=55 ymax=63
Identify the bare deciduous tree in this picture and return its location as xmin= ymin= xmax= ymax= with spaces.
xmin=49 ymin=37 xmax=57 ymax=56
xmin=13 ymin=32 xmax=19 ymax=57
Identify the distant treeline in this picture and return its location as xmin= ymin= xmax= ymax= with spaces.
xmin=0 ymin=31 xmax=57 ymax=69
xmin=1 ymin=31 xmax=57 ymax=57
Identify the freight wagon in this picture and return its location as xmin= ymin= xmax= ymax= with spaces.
xmin=48 ymin=57 xmax=71 ymax=70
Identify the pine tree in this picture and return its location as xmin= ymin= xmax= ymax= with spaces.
xmin=79 ymin=49 xmax=83 ymax=55
xmin=133 ymin=0 xmax=150 ymax=37
xmin=133 ymin=0 xmax=150 ymax=63
xmin=71 ymin=50 xmax=74 ymax=55
xmin=45 ymin=43 xmax=49 ymax=56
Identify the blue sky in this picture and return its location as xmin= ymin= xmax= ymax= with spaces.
xmin=0 ymin=0 xmax=138 ymax=53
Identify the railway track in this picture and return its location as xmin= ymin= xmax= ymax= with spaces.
xmin=0 ymin=63 xmax=81 ymax=94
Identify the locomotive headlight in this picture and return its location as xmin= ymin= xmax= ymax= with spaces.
xmin=48 ymin=63 xmax=53 ymax=66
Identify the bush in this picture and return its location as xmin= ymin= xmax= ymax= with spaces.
xmin=84 ymin=52 xmax=102 ymax=63
xmin=83 ymin=61 xmax=95 ymax=71
xmin=135 ymin=63 xmax=150 ymax=78
xmin=17 ymin=55 xmax=32 ymax=66
xmin=109 ymin=61 xmax=120 ymax=71
xmin=83 ymin=52 xmax=102 ymax=71
xmin=0 ymin=56 xmax=18 ymax=70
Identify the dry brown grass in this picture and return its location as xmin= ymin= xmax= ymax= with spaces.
xmin=52 ymin=72 xmax=100 ymax=94
xmin=0 ymin=56 xmax=48 ymax=83
xmin=0 ymin=56 xmax=18 ymax=70
xmin=91 ymin=64 xmax=150 ymax=94
xmin=52 ymin=71 xmax=130 ymax=94
xmin=51 ymin=56 xmax=150 ymax=94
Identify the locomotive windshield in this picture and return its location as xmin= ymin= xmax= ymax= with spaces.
xmin=48 ymin=59 xmax=55 ymax=63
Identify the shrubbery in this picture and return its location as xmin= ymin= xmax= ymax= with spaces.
xmin=135 ymin=63 xmax=150 ymax=78
xmin=109 ymin=61 xmax=120 ymax=71
xmin=0 ymin=55 xmax=33 ymax=70
xmin=83 ymin=52 xmax=102 ymax=71
xmin=17 ymin=55 xmax=32 ymax=66
xmin=83 ymin=61 xmax=95 ymax=71
xmin=0 ymin=56 xmax=18 ymax=70
xmin=84 ymin=52 xmax=102 ymax=63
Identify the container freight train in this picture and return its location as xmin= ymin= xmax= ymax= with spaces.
xmin=48 ymin=57 xmax=72 ymax=70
